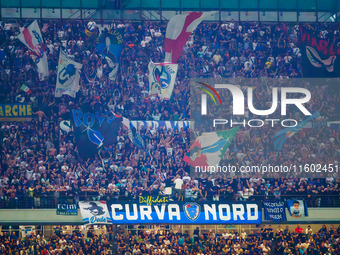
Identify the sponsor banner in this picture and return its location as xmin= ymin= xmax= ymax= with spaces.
xmin=287 ymin=199 xmax=309 ymax=218
xmin=55 ymin=50 xmax=83 ymax=98
xmin=300 ymin=26 xmax=340 ymax=77
xmin=17 ymin=20 xmax=49 ymax=81
xmin=0 ymin=103 xmax=32 ymax=121
xmin=107 ymin=201 xmax=261 ymax=224
xmin=56 ymin=203 xmax=78 ymax=216
xmin=130 ymin=121 xmax=190 ymax=130
xmin=148 ymin=61 xmax=178 ymax=100
xmin=79 ymin=201 xmax=112 ymax=225
xmin=72 ymin=110 xmax=122 ymax=158
xmin=263 ymin=201 xmax=286 ymax=222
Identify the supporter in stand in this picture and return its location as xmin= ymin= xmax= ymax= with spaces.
xmin=1 ymin=225 xmax=340 ymax=254
xmin=0 ymin=20 xmax=338 ymax=210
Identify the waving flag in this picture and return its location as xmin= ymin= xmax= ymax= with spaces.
xmin=20 ymin=84 xmax=32 ymax=94
xmin=79 ymin=201 xmax=111 ymax=225
xmin=122 ymin=117 xmax=146 ymax=150
xmin=55 ymin=50 xmax=83 ymax=98
xmin=164 ymin=12 xmax=215 ymax=63
xmin=300 ymin=27 xmax=340 ymax=77
xmin=96 ymin=29 xmax=124 ymax=81
xmin=148 ymin=61 xmax=178 ymax=100
xmin=184 ymin=127 xmax=239 ymax=168
xmin=17 ymin=20 xmax=49 ymax=81
xmin=273 ymin=111 xmax=320 ymax=151
xmin=72 ymin=110 xmax=122 ymax=158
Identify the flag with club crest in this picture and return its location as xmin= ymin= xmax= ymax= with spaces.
xmin=183 ymin=127 xmax=239 ymax=168
xmin=96 ymin=29 xmax=124 ymax=81
xmin=55 ymin=50 xmax=83 ymax=98
xmin=148 ymin=61 xmax=178 ymax=100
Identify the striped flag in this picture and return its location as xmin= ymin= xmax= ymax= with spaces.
xmin=20 ymin=84 xmax=32 ymax=94
xmin=164 ymin=12 xmax=215 ymax=63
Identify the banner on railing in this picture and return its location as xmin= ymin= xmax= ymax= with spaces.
xmin=287 ymin=199 xmax=309 ymax=218
xmin=106 ymin=201 xmax=261 ymax=224
xmin=0 ymin=103 xmax=33 ymax=121
xmin=263 ymin=201 xmax=286 ymax=222
xmin=56 ymin=202 xmax=78 ymax=216
xmin=130 ymin=121 xmax=190 ymax=130
xmin=79 ymin=201 xmax=112 ymax=225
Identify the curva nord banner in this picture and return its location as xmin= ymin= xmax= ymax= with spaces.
xmin=106 ymin=201 xmax=262 ymax=224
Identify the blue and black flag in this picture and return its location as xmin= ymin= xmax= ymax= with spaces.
xmin=72 ymin=110 xmax=122 ymax=158
xmin=96 ymin=28 xmax=124 ymax=80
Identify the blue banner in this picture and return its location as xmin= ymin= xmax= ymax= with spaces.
xmin=96 ymin=29 xmax=123 ymax=62
xmin=130 ymin=120 xmax=190 ymax=130
xmin=287 ymin=199 xmax=309 ymax=218
xmin=107 ymin=201 xmax=262 ymax=224
xmin=263 ymin=201 xmax=286 ymax=222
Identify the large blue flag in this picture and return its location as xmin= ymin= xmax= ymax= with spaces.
xmin=273 ymin=111 xmax=320 ymax=151
xmin=96 ymin=29 xmax=124 ymax=80
xmin=72 ymin=110 xmax=122 ymax=158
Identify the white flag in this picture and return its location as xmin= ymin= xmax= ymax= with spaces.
xmin=148 ymin=61 xmax=178 ymax=100
xmin=55 ymin=50 xmax=82 ymax=98
xmin=17 ymin=20 xmax=49 ymax=81
xmin=105 ymin=56 xmax=119 ymax=81
xmin=79 ymin=201 xmax=112 ymax=225
xmin=164 ymin=12 xmax=215 ymax=63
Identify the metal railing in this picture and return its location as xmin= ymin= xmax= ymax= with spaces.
xmin=0 ymin=193 xmax=339 ymax=209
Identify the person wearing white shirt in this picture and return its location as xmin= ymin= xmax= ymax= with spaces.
xmin=306 ymin=226 xmax=313 ymax=236
xmin=152 ymin=110 xmax=161 ymax=120
xmin=182 ymin=172 xmax=191 ymax=182
xmin=241 ymin=229 xmax=247 ymax=239
xmin=173 ymin=175 xmax=183 ymax=201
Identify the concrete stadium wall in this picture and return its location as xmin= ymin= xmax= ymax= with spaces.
xmin=0 ymin=208 xmax=340 ymax=225
xmin=0 ymin=209 xmax=83 ymax=225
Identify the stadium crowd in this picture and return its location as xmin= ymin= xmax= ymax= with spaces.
xmin=0 ymin=19 xmax=339 ymax=210
xmin=1 ymin=224 xmax=340 ymax=254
